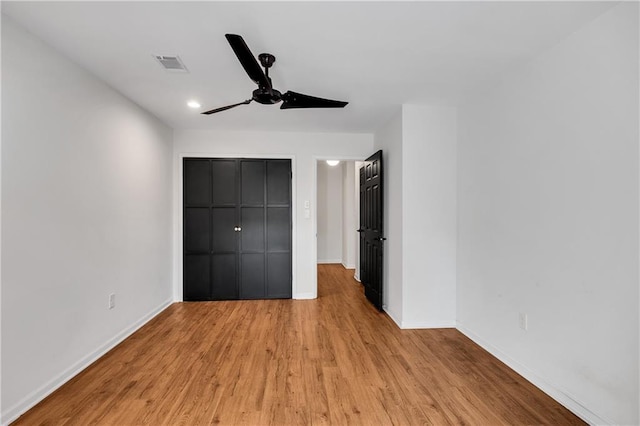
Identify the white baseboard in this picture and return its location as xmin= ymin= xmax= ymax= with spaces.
xmin=456 ymin=323 xmax=611 ymax=426
xmin=353 ymin=274 xmax=360 ymax=282
xmin=386 ymin=314 xmax=456 ymax=330
xmin=2 ymin=298 xmax=173 ymax=426
xmin=401 ymin=319 xmax=456 ymax=329
xmin=317 ymin=259 xmax=342 ymax=264
xmin=383 ymin=307 xmax=402 ymax=328
xmin=294 ymin=292 xmax=316 ymax=300
xmin=341 ymin=262 xmax=356 ymax=270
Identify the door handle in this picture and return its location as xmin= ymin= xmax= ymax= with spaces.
xmin=356 ymin=229 xmax=364 ymax=233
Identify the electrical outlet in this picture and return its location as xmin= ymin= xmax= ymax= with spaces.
xmin=109 ymin=293 xmax=115 ymax=310
xmin=519 ymin=313 xmax=528 ymax=331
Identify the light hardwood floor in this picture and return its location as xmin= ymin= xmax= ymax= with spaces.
xmin=13 ymin=264 xmax=584 ymax=425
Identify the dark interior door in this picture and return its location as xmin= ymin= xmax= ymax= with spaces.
xmin=359 ymin=150 xmax=384 ymax=310
xmin=183 ymin=158 xmax=292 ymax=301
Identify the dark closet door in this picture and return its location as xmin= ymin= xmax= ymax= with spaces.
xmin=359 ymin=150 xmax=384 ymax=310
xmin=183 ymin=158 xmax=291 ymax=301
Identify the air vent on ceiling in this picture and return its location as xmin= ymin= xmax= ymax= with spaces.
xmin=154 ymin=55 xmax=188 ymax=73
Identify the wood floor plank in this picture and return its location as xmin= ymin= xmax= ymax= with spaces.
xmin=12 ymin=264 xmax=584 ymax=425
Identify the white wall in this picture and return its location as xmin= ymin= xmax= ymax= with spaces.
xmin=402 ymin=105 xmax=457 ymax=328
xmin=0 ymin=13 xmax=4 ymax=421
xmin=373 ymin=106 xmax=457 ymax=329
xmin=317 ymin=161 xmax=343 ymax=263
xmin=373 ymin=111 xmax=403 ymax=324
xmin=1 ymin=16 xmax=174 ymax=424
xmin=354 ymin=161 xmax=364 ymax=280
xmin=341 ymin=161 xmax=357 ymax=269
xmin=457 ymin=3 xmax=639 ymax=425
xmin=172 ymin=129 xmax=374 ymax=300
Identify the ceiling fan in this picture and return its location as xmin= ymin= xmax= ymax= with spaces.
xmin=201 ymin=34 xmax=348 ymax=115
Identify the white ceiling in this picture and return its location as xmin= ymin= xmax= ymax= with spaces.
xmin=2 ymin=1 xmax=615 ymax=134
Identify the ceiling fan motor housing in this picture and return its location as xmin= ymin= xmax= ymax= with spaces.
xmin=253 ymin=88 xmax=282 ymax=104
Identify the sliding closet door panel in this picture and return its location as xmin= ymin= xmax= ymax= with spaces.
xmin=240 ymin=160 xmax=266 ymax=298
xmin=211 ymin=208 xmax=236 ymax=252
xmin=241 ymin=208 xmax=265 ymax=252
xmin=184 ymin=208 xmax=210 ymax=253
xmin=184 ymin=160 xmax=210 ymax=205
xmin=267 ymin=253 xmax=290 ymax=297
xmin=184 ymin=255 xmax=210 ymax=300
xmin=212 ymin=160 xmax=237 ymax=205
xmin=241 ymin=161 xmax=265 ymax=205
xmin=184 ymin=159 xmax=212 ymax=301
xmin=266 ymin=160 xmax=291 ymax=298
xmin=212 ymin=254 xmax=237 ymax=300
xmin=267 ymin=207 xmax=289 ymax=251
xmin=267 ymin=161 xmax=291 ymax=205
xmin=241 ymin=254 xmax=265 ymax=298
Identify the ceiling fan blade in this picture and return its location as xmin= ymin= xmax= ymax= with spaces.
xmin=201 ymin=99 xmax=252 ymax=115
xmin=225 ymin=34 xmax=271 ymax=89
xmin=280 ymin=91 xmax=348 ymax=110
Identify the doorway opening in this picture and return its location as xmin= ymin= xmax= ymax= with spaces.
xmin=315 ymin=151 xmax=384 ymax=310
xmin=315 ymin=159 xmax=364 ymax=289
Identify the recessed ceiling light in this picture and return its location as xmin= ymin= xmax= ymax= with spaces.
xmin=326 ymin=160 xmax=340 ymax=166
xmin=187 ymin=100 xmax=201 ymax=109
